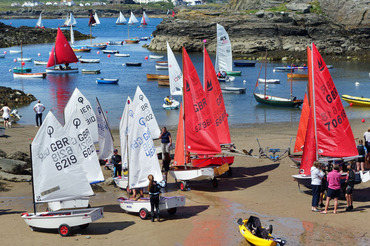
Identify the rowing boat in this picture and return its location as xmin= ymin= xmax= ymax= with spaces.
xmin=13 ymin=72 xmax=46 ymax=78
xmin=114 ymin=53 xmax=130 ymax=57
xmin=287 ymin=73 xmax=308 ymax=79
xmin=158 ymin=79 xmax=169 ymax=86
xmin=342 ymin=95 xmax=370 ymax=106
xmin=124 ymin=62 xmax=142 ymax=67
xmin=81 ymin=69 xmax=101 ymax=74
xmin=146 ymin=74 xmax=169 ymax=80
xmin=96 ymin=78 xmax=119 ymax=84
xmin=79 ymin=58 xmax=100 ymax=63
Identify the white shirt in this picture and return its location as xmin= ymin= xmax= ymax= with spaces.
xmin=1 ymin=106 xmax=10 ymax=118
xmin=364 ymin=132 xmax=370 ymax=143
xmin=311 ymin=166 xmax=324 ymax=185
xmin=33 ymin=103 xmax=45 ymax=114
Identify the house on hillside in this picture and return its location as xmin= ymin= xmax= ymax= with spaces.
xmin=61 ymin=0 xmax=76 ymax=6
xmin=108 ymin=0 xmax=138 ymax=4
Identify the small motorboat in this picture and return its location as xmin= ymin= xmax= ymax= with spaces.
xmin=79 ymin=58 xmax=100 ymax=63
xmin=17 ymin=57 xmax=32 ymax=62
xmin=155 ymin=64 xmax=168 ymax=70
xmin=102 ymin=50 xmax=119 ymax=54
xmin=149 ymin=55 xmax=164 ymax=59
xmin=34 ymin=60 xmax=48 ymax=65
xmin=86 ymin=43 xmax=107 ymax=50
xmin=237 ymin=217 xmax=286 ymax=246
xmin=107 ymin=41 xmax=124 ymax=45
xmin=96 ymin=78 xmax=119 ymax=84
xmin=162 ymin=98 xmax=180 ymax=110
xmin=114 ymin=53 xmax=130 ymax=57
xmin=221 ymin=87 xmax=246 ymax=94
xmin=234 ymin=61 xmax=256 ymax=67
xmin=341 ymin=95 xmax=370 ymax=107
xmin=124 ymin=38 xmax=140 ymax=44
xmin=72 ymin=47 xmax=91 ymax=52
xmin=258 ymin=78 xmax=280 ymax=84
xmin=13 ymin=72 xmax=46 ymax=79
xmin=81 ymin=69 xmax=101 ymax=74
xmin=124 ymin=62 xmax=142 ymax=67
xmin=9 ymin=50 xmax=22 ymax=54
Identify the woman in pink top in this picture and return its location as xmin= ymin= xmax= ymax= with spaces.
xmin=321 ymin=165 xmax=341 ymax=214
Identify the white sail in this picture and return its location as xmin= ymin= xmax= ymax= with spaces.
xmin=67 ymin=12 xmax=77 ymax=26
xmin=116 ymin=12 xmax=127 ymax=24
xmin=132 ymin=86 xmax=161 ymax=139
xmin=128 ymin=12 xmax=139 ymax=24
xmin=94 ymin=12 xmax=100 ymax=25
xmin=119 ymin=97 xmax=133 ymax=170
xmin=141 ymin=11 xmax=149 ymax=24
xmin=96 ymin=98 xmax=114 ymax=160
xmin=63 ymin=14 xmax=70 ymax=26
xmin=36 ymin=13 xmax=43 ymax=28
xmin=215 ymin=23 xmax=233 ymax=72
xmin=70 ymin=25 xmax=74 ymax=45
xmin=64 ymin=88 xmax=99 ymax=143
xmin=64 ymin=105 xmax=104 ymax=184
xmin=167 ymin=42 xmax=183 ymax=96
xmin=32 ymin=112 xmax=93 ymax=203
xmin=128 ymin=100 xmax=162 ymax=189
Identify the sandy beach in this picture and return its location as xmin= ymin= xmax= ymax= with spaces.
xmin=0 ymin=119 xmax=369 ymax=246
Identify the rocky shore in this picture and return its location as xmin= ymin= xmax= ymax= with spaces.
xmin=0 ymin=86 xmax=36 ymax=108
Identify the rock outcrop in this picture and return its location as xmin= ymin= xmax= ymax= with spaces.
xmin=0 ymin=86 xmax=36 ymax=108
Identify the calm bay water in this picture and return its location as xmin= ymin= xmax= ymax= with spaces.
xmin=0 ymin=17 xmax=369 ymax=128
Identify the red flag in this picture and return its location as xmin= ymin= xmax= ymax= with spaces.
xmin=311 ymin=43 xmax=357 ymax=157
xmin=88 ymin=13 xmax=96 ymax=26
xmin=183 ymin=47 xmax=221 ymax=155
xmin=47 ymin=27 xmax=78 ymax=67
xmin=204 ymin=47 xmax=231 ymax=144
xmin=299 ymin=107 xmax=316 ymax=175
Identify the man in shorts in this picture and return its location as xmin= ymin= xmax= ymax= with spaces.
xmin=159 ymin=127 xmax=172 ymax=155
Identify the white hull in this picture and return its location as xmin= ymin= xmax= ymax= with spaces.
xmin=156 ymin=64 xmax=168 ymax=70
xmin=34 ymin=60 xmax=48 ymax=65
xmin=118 ymin=196 xmax=185 ymax=218
xmin=79 ymin=59 xmax=100 ymax=63
xmin=46 ymin=68 xmax=78 ymax=74
xmin=221 ymin=87 xmax=246 ymax=94
xmin=169 ymin=166 xmax=215 ymax=181
xmin=13 ymin=73 xmax=46 ymax=78
xmin=218 ymin=76 xmax=235 ymax=82
xmin=162 ymin=100 xmax=180 ymax=110
xmin=114 ymin=176 xmax=128 ymax=190
xmin=10 ymin=50 xmax=22 ymax=54
xmin=102 ymin=50 xmax=119 ymax=54
xmin=48 ymin=198 xmax=90 ymax=211
xmin=17 ymin=58 xmax=32 ymax=62
xmin=149 ymin=55 xmax=164 ymax=59
xmin=114 ymin=53 xmax=130 ymax=57
xmin=258 ymin=78 xmax=280 ymax=84
xmin=22 ymin=207 xmax=103 ymax=230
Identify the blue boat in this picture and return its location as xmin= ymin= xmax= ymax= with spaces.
xmin=87 ymin=44 xmax=107 ymax=50
xmin=96 ymin=78 xmax=119 ymax=84
xmin=233 ymin=61 xmax=256 ymax=67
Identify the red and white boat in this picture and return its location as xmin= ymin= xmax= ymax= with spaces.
xmin=13 ymin=72 xmax=46 ymax=78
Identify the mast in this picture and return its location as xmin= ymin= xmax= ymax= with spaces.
xmin=20 ymin=42 xmax=23 ymax=73
xmin=29 ymin=144 xmax=37 ymax=215
xmin=310 ymin=43 xmax=318 ymax=160
xmin=181 ymin=47 xmax=187 ymax=168
xmin=290 ymin=63 xmax=293 ymax=100
xmin=264 ymin=50 xmax=267 ymax=97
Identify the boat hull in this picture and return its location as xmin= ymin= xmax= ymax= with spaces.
xmin=146 ymin=74 xmax=169 ymax=80
xmin=96 ymin=78 xmax=119 ymax=84
xmin=191 ymin=156 xmax=234 ymax=168
xmin=233 ymin=61 xmax=256 ymax=67
xmin=258 ymin=78 xmax=280 ymax=84
xmin=158 ymin=79 xmax=169 ymax=87
xmin=13 ymin=72 xmax=46 ymax=78
xmin=156 ymin=64 xmax=168 ymax=70
xmin=221 ymin=87 xmax=246 ymax=94
xmin=287 ymin=73 xmax=308 ymax=79
xmin=125 ymin=62 xmax=142 ymax=67
xmin=79 ymin=59 xmax=100 ymax=63
xmin=342 ymin=95 xmax=370 ymax=107
xmin=48 ymin=198 xmax=90 ymax=211
xmin=21 ymin=207 xmax=103 ymax=230
xmin=162 ymin=100 xmax=180 ymax=110
xmin=225 ymin=71 xmax=241 ymax=76
xmin=81 ymin=69 xmax=100 ymax=74
xmin=149 ymin=55 xmax=164 ymax=59
xmin=13 ymin=67 xmax=32 ymax=73
xmin=254 ymin=93 xmax=303 ymax=108
xmin=114 ymin=53 xmax=130 ymax=57
xmin=124 ymin=39 xmax=140 ymax=44
xmin=46 ymin=68 xmax=78 ymax=74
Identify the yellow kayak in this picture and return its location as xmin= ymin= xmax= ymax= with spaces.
xmin=238 ymin=218 xmax=286 ymax=246
xmin=342 ymin=95 xmax=370 ymax=106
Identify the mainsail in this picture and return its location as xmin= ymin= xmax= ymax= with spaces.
xmin=64 ymin=105 xmax=104 ymax=184
xmin=167 ymin=42 xmax=183 ymax=96
xmin=94 ymin=12 xmax=100 ymax=25
xmin=88 ymin=12 xmax=96 ymax=26
xmin=173 ymin=104 xmax=186 ymax=166
xmin=64 ymin=88 xmax=99 ymax=143
xmin=204 ymin=47 xmax=231 ymax=144
xmin=67 ymin=12 xmax=77 ymax=26
xmin=299 ymin=108 xmax=316 ymax=175
xmin=116 ymin=12 xmax=127 ymax=24
xmin=36 ymin=13 xmax=43 ymax=28
xmin=47 ymin=27 xmax=78 ymax=67
xmin=96 ymin=97 xmax=114 ymax=160
xmin=215 ymin=23 xmax=232 ymax=73
xmin=119 ymin=97 xmax=132 ymax=170
xmin=32 ymin=112 xmax=93 ymax=203
xmin=128 ymin=12 xmax=139 ymax=24
xmin=141 ymin=11 xmax=148 ymax=25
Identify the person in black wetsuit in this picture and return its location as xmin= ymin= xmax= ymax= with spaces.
xmin=147 ymin=174 xmax=165 ymax=222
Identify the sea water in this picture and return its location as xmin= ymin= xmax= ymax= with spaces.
xmin=0 ymin=17 xmax=369 ymax=128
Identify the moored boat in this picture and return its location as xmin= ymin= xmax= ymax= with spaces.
xmin=96 ymin=78 xmax=119 ymax=84
xmin=13 ymin=72 xmax=46 ymax=78
xmin=72 ymin=47 xmax=91 ymax=52
xmin=13 ymin=67 xmax=31 ymax=73
xmin=149 ymin=55 xmax=164 ymax=59
xmin=254 ymin=93 xmax=303 ymax=107
xmin=156 ymin=64 xmax=168 ymax=70
xmin=287 ymin=73 xmax=308 ymax=79
xmin=114 ymin=53 xmax=130 ymax=57
xmin=124 ymin=38 xmax=140 ymax=44
xmin=158 ymin=79 xmax=169 ymax=86
xmin=341 ymin=95 xmax=370 ymax=107
xmin=146 ymin=74 xmax=169 ymax=80
xmin=9 ymin=50 xmax=22 ymax=54
xmin=102 ymin=50 xmax=119 ymax=54
xmin=234 ymin=61 xmax=256 ymax=67
xmin=34 ymin=60 xmax=48 ymax=65
xmin=124 ymin=62 xmax=142 ymax=67
xmin=221 ymin=87 xmax=246 ymax=94
xmin=258 ymin=78 xmax=280 ymax=84
xmin=79 ymin=58 xmax=100 ymax=63
xmin=81 ymin=69 xmax=101 ymax=74
xmin=107 ymin=41 xmax=124 ymax=45
xmin=86 ymin=44 xmax=107 ymax=50
xmin=17 ymin=57 xmax=32 ymax=62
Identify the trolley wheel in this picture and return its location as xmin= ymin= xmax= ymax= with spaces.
xmin=79 ymin=223 xmax=89 ymax=229
xmin=180 ymin=181 xmax=187 ymax=191
xmin=227 ymin=167 xmax=232 ymax=176
xmin=139 ymin=208 xmax=149 ymax=220
xmin=58 ymin=224 xmax=71 ymax=237
xmin=212 ymin=178 xmax=218 ymax=188
xmin=167 ymin=207 xmax=177 ymax=215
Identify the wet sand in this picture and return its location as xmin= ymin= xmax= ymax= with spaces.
xmin=0 ymin=119 xmax=370 ymax=246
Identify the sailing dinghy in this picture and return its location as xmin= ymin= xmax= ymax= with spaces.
xmin=35 ymin=13 xmax=44 ymax=28
xmin=117 ymin=95 xmax=185 ymax=219
xmin=125 ymin=12 xmax=140 ymax=43
xmin=163 ymin=42 xmax=181 ymax=110
xmin=96 ymin=97 xmax=114 ymax=160
xmin=140 ymin=11 xmax=149 ymax=26
xmin=46 ymin=27 xmax=79 ymax=74
xmin=21 ymin=112 xmax=103 ymax=236
xmin=292 ymin=43 xmax=361 ymax=189
xmin=116 ymin=11 xmax=127 ymax=25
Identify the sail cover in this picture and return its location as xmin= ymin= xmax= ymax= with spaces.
xmin=204 ymin=47 xmax=231 ymax=144
xmin=64 ymin=105 xmax=104 ymax=184
xmin=32 ymin=112 xmax=93 ymax=203
xmin=311 ymin=43 xmax=357 ymax=157
xmin=96 ymin=98 xmax=114 ymax=160
xmin=215 ymin=24 xmax=232 ymax=73
xmin=47 ymin=27 xmax=78 ymax=67
xmin=167 ymin=42 xmax=183 ymax=96
xmin=132 ymin=86 xmax=161 ymax=139
xmin=183 ymin=47 xmax=221 ymax=155
xmin=64 ymin=88 xmax=99 ymax=143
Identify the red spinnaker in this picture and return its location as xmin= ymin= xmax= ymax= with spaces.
xmin=183 ymin=47 xmax=221 ymax=155
xmin=47 ymin=27 xmax=78 ymax=67
xmin=293 ymin=93 xmax=309 ymax=153
xmin=204 ymin=47 xmax=231 ymax=144
xmin=311 ymin=43 xmax=357 ymax=157
xmin=299 ymin=107 xmax=316 ymax=175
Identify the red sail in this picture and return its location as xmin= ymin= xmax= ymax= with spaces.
xmin=311 ymin=43 xmax=357 ymax=157
xmin=88 ymin=13 xmax=96 ymax=26
xmin=47 ymin=27 xmax=78 ymax=67
xmin=294 ymin=93 xmax=309 ymax=153
xmin=183 ymin=47 xmax=221 ymax=155
xmin=299 ymin=107 xmax=316 ymax=175
xmin=173 ymin=105 xmax=185 ymax=166
xmin=204 ymin=47 xmax=231 ymax=144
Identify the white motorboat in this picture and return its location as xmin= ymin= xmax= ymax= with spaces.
xmin=34 ymin=60 xmax=48 ymax=65
xmin=17 ymin=57 xmax=32 ymax=62
xmin=258 ymin=78 xmax=280 ymax=84
xmin=79 ymin=58 xmax=101 ymax=63
xmin=221 ymin=86 xmax=246 ymax=94
xmin=114 ymin=53 xmax=130 ymax=57
xmin=149 ymin=55 xmax=164 ymax=59
xmin=13 ymin=72 xmax=46 ymax=78
xmin=156 ymin=64 xmax=168 ymax=70
xmin=10 ymin=50 xmax=22 ymax=54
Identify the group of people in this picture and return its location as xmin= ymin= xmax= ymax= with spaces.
xmin=109 ymin=126 xmax=172 ymax=222
xmin=217 ymin=71 xmax=227 ymax=78
xmin=0 ymin=100 xmax=45 ymax=128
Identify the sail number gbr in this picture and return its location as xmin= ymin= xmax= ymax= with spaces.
xmin=321 ymin=108 xmax=347 ymax=131
xmin=50 ymin=137 xmax=77 ymax=171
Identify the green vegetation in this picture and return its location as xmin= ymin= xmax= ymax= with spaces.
xmin=310 ymin=0 xmax=323 ymax=15
xmin=267 ymin=2 xmax=288 ymax=13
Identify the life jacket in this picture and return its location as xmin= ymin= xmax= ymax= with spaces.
xmin=357 ymin=145 xmax=365 ymax=155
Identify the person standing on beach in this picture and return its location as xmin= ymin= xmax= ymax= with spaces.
xmin=162 ymin=152 xmax=171 ymax=183
xmin=0 ymin=103 xmax=11 ymax=128
xmin=33 ymin=100 xmax=45 ymax=127
xmin=345 ymin=162 xmax=355 ymax=211
xmin=159 ymin=127 xmax=172 ymax=156
xmin=147 ymin=174 xmax=165 ymax=222
xmin=356 ymin=139 xmax=367 ymax=172
xmin=364 ymin=128 xmax=370 ymax=160
xmin=110 ymin=149 xmax=122 ymax=177
xmin=321 ymin=165 xmax=341 ymax=214
xmin=311 ymin=161 xmax=324 ymax=212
